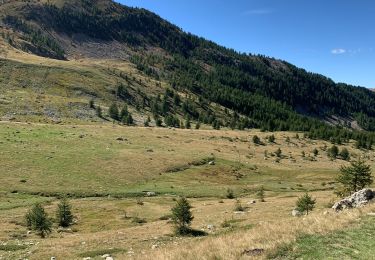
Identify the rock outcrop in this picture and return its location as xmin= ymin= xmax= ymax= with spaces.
xmin=332 ymin=189 xmax=374 ymax=211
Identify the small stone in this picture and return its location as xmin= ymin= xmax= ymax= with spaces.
xmin=101 ymin=254 xmax=110 ymax=258
xmin=292 ymin=209 xmax=302 ymax=217
xmin=151 ymin=244 xmax=158 ymax=249
xmin=146 ymin=191 xmax=156 ymax=197
xmin=207 ymin=224 xmax=215 ymax=230
xmin=208 ymin=161 xmax=215 ymax=165
xmin=50 ymin=257 xmax=56 ymax=260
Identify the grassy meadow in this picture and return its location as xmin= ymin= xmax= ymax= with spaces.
xmin=0 ymin=121 xmax=374 ymax=259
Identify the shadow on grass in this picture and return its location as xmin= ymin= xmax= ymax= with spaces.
xmin=176 ymin=228 xmax=208 ymax=237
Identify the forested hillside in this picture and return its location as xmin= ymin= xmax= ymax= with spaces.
xmin=0 ymin=0 xmax=374 ymax=147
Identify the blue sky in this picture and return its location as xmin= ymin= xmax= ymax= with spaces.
xmin=118 ymin=0 xmax=374 ymax=88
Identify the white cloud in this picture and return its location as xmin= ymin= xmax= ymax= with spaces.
xmin=243 ymin=9 xmax=273 ymax=15
xmin=331 ymin=48 xmax=346 ymax=55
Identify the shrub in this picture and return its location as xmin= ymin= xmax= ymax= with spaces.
xmin=226 ymin=188 xmax=235 ymax=199
xmin=252 ymin=135 xmax=261 ymax=145
xmin=234 ymin=200 xmax=244 ymax=212
xmin=268 ymin=134 xmax=275 ymax=143
xmin=339 ymin=148 xmax=350 ymax=161
xmin=275 ymin=148 xmax=282 ymax=158
xmin=327 ymin=145 xmax=339 ymax=159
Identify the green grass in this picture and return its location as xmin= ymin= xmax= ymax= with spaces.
xmin=0 ymin=244 xmax=27 ymax=251
xmin=269 ymin=216 xmax=375 ymax=259
xmin=0 ymin=123 xmax=342 ymax=199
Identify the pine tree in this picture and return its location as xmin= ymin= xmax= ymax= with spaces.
xmin=195 ymin=121 xmax=201 ymax=130
xmin=25 ymin=204 xmax=52 ymax=238
xmin=144 ymin=116 xmax=151 ymax=127
xmin=257 ymin=186 xmax=265 ymax=202
xmin=336 ymin=159 xmax=373 ymax=195
xmin=96 ymin=105 xmax=102 ymax=118
xmin=56 ymin=198 xmax=74 ymax=228
xmin=89 ymin=99 xmax=95 ymax=109
xmin=313 ymin=148 xmax=319 ymax=157
xmin=109 ymin=103 xmax=119 ymax=121
xmin=185 ymin=117 xmax=191 ymax=129
xmin=171 ymin=197 xmax=194 ymax=235
xmin=296 ymin=193 xmax=316 ymax=215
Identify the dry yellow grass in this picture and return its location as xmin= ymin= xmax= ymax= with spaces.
xmin=139 ymin=203 xmax=375 ymax=260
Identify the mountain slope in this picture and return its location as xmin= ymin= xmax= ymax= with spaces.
xmin=0 ymin=0 xmax=374 ymax=145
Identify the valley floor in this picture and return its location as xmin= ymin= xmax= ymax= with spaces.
xmin=0 ymin=121 xmax=374 ymax=259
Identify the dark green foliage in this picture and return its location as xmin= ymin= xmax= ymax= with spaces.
xmin=25 ymin=204 xmax=52 ymax=238
xmin=56 ymin=198 xmax=74 ymax=228
xmin=144 ymin=115 xmax=151 ymax=127
xmin=3 ymin=16 xmax=65 ymax=59
xmin=268 ymin=134 xmax=276 ymax=143
xmin=171 ymin=197 xmax=194 ymax=235
xmin=155 ymin=116 xmax=163 ymax=127
xmin=164 ymin=115 xmax=180 ymax=128
xmin=185 ymin=117 xmax=191 ymax=129
xmin=339 ymin=148 xmax=350 ymax=161
xmin=109 ymin=103 xmax=119 ymax=121
xmin=275 ymin=148 xmax=282 ymax=158
xmin=252 ymin=135 xmax=261 ymax=145
xmin=89 ymin=99 xmax=95 ymax=109
xmin=313 ymin=148 xmax=319 ymax=157
xmin=226 ymin=188 xmax=235 ymax=199
xmin=336 ymin=160 xmax=373 ymax=196
xmin=120 ymin=105 xmax=133 ymax=125
xmin=96 ymin=105 xmax=102 ymax=118
xmin=117 ymin=84 xmax=129 ymax=100
xmin=195 ymin=121 xmax=201 ymax=129
xmin=327 ymin=145 xmax=339 ymax=159
xmin=296 ymin=193 xmax=316 ymax=215
xmin=212 ymin=120 xmax=221 ymax=130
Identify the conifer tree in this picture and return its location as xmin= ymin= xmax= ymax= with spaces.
xmin=336 ymin=159 xmax=373 ymax=195
xmin=296 ymin=193 xmax=316 ymax=215
xmin=25 ymin=204 xmax=52 ymax=238
xmin=56 ymin=198 xmax=74 ymax=228
xmin=171 ymin=197 xmax=194 ymax=235
xmin=109 ymin=103 xmax=119 ymax=121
